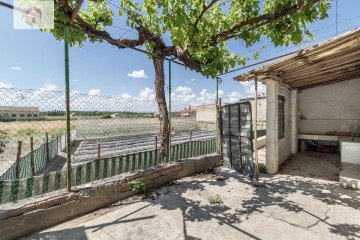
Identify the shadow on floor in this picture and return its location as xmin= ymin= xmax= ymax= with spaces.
xmin=24 ymin=168 xmax=359 ymax=240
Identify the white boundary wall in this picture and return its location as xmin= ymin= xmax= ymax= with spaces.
xmin=298 ymin=77 xmax=360 ymax=134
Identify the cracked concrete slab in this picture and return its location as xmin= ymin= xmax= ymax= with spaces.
xmin=23 ymin=167 xmax=360 ymax=240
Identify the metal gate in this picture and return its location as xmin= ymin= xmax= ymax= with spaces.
xmin=221 ymin=102 xmax=254 ymax=177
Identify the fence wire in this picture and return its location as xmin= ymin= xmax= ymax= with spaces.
xmin=0 ymin=87 xmax=217 ymax=204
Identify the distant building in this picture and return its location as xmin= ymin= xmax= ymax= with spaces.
xmin=70 ymin=112 xmax=81 ymax=117
xmin=196 ymin=103 xmax=218 ymax=123
xmin=111 ymin=113 xmax=127 ymax=118
xmin=179 ymin=108 xmax=197 ymax=118
xmin=0 ymin=106 xmax=40 ymax=120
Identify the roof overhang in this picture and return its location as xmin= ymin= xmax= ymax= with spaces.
xmin=233 ymin=28 xmax=360 ymax=89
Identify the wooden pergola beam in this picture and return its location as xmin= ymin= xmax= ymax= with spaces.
xmin=293 ymin=69 xmax=360 ymax=88
xmin=284 ymin=60 xmax=360 ymax=83
xmin=276 ymin=45 xmax=360 ymax=75
xmin=281 ymin=54 xmax=360 ymax=80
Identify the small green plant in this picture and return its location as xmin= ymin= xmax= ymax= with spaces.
xmin=259 ymin=164 xmax=268 ymax=174
xmin=102 ymin=113 xmax=112 ymax=119
xmin=208 ymin=194 xmax=222 ymax=205
xmin=129 ymin=179 xmax=146 ymax=193
xmin=235 ymin=208 xmax=241 ymax=212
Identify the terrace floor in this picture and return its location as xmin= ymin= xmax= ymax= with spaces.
xmin=23 ymin=167 xmax=360 ymax=240
xmin=279 ymin=152 xmax=341 ymax=181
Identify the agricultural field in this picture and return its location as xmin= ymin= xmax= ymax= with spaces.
xmin=0 ymin=117 xmax=216 ymax=176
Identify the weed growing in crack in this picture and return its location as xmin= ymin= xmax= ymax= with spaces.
xmin=129 ymin=179 xmax=146 ymax=193
xmin=208 ymin=194 xmax=222 ymax=205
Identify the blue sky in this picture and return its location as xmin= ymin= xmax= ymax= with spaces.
xmin=0 ymin=0 xmax=360 ymax=107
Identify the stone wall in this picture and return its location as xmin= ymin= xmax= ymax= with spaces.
xmin=0 ymin=154 xmax=221 ymax=240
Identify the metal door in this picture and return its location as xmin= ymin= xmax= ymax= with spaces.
xmin=221 ymin=102 xmax=254 ymax=177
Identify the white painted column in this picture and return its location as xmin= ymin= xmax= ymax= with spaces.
xmin=291 ymin=89 xmax=299 ymax=154
xmin=266 ymin=79 xmax=279 ymax=174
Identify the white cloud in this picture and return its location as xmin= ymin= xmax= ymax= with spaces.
xmin=39 ymin=83 xmax=58 ymax=92
xmin=121 ymin=93 xmax=132 ymax=99
xmin=175 ymin=86 xmax=192 ymax=95
xmin=73 ymin=79 xmax=79 ymax=82
xmin=240 ymin=81 xmax=252 ymax=87
xmin=218 ymin=90 xmax=224 ymax=98
xmin=172 ymin=85 xmax=196 ymax=103
xmin=127 ymin=70 xmax=148 ymax=79
xmin=227 ymin=91 xmax=243 ymax=103
xmin=196 ymin=88 xmax=224 ymax=104
xmin=186 ymin=78 xmax=196 ymax=84
xmin=10 ymin=66 xmax=21 ymax=71
xmin=139 ymin=87 xmax=155 ymax=100
xmin=89 ymin=89 xmax=101 ymax=96
xmin=246 ymin=83 xmax=266 ymax=97
xmin=0 ymin=82 xmax=13 ymax=88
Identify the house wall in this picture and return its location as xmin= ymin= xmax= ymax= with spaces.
xmin=196 ymin=104 xmax=216 ymax=123
xmin=298 ymin=77 xmax=360 ymax=134
xmin=0 ymin=110 xmax=40 ymax=120
xmin=266 ymin=80 xmax=297 ymax=174
xmin=278 ymin=86 xmax=292 ymax=165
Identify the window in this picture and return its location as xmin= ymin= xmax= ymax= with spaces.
xmin=33 ymin=114 xmax=38 ymax=118
xmin=278 ymin=95 xmax=285 ymax=139
xmin=27 ymin=114 xmax=32 ymax=117
xmin=12 ymin=114 xmax=16 ymax=118
xmin=20 ymin=114 xmax=25 ymax=118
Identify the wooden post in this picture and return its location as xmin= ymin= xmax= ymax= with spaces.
xmin=216 ymin=98 xmax=223 ymax=156
xmin=254 ymin=76 xmax=259 ymax=180
xmin=64 ymin=26 xmax=72 ymax=192
xmin=57 ymin=136 xmax=60 ymax=153
xmin=97 ymin=142 xmax=101 ymax=160
xmin=189 ymin=131 xmax=192 ymax=156
xmin=46 ymin=132 xmax=50 ymax=163
xmin=30 ymin=137 xmax=35 ymax=175
xmin=16 ymin=141 xmax=22 ymax=179
xmin=154 ymin=135 xmax=158 ymax=151
xmin=227 ymin=104 xmax=232 ymax=167
xmin=155 ymin=135 xmax=158 ymax=163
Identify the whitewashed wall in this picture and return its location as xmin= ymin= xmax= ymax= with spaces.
xmin=278 ymin=86 xmax=292 ymax=165
xmin=196 ymin=104 xmax=217 ymax=123
xmin=298 ymin=77 xmax=360 ymax=134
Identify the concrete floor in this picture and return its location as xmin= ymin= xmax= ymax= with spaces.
xmin=23 ymin=167 xmax=359 ymax=240
xmin=340 ymin=163 xmax=360 ymax=189
xmin=279 ymin=152 xmax=341 ymax=181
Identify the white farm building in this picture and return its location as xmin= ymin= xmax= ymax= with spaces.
xmin=0 ymin=106 xmax=41 ymax=120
